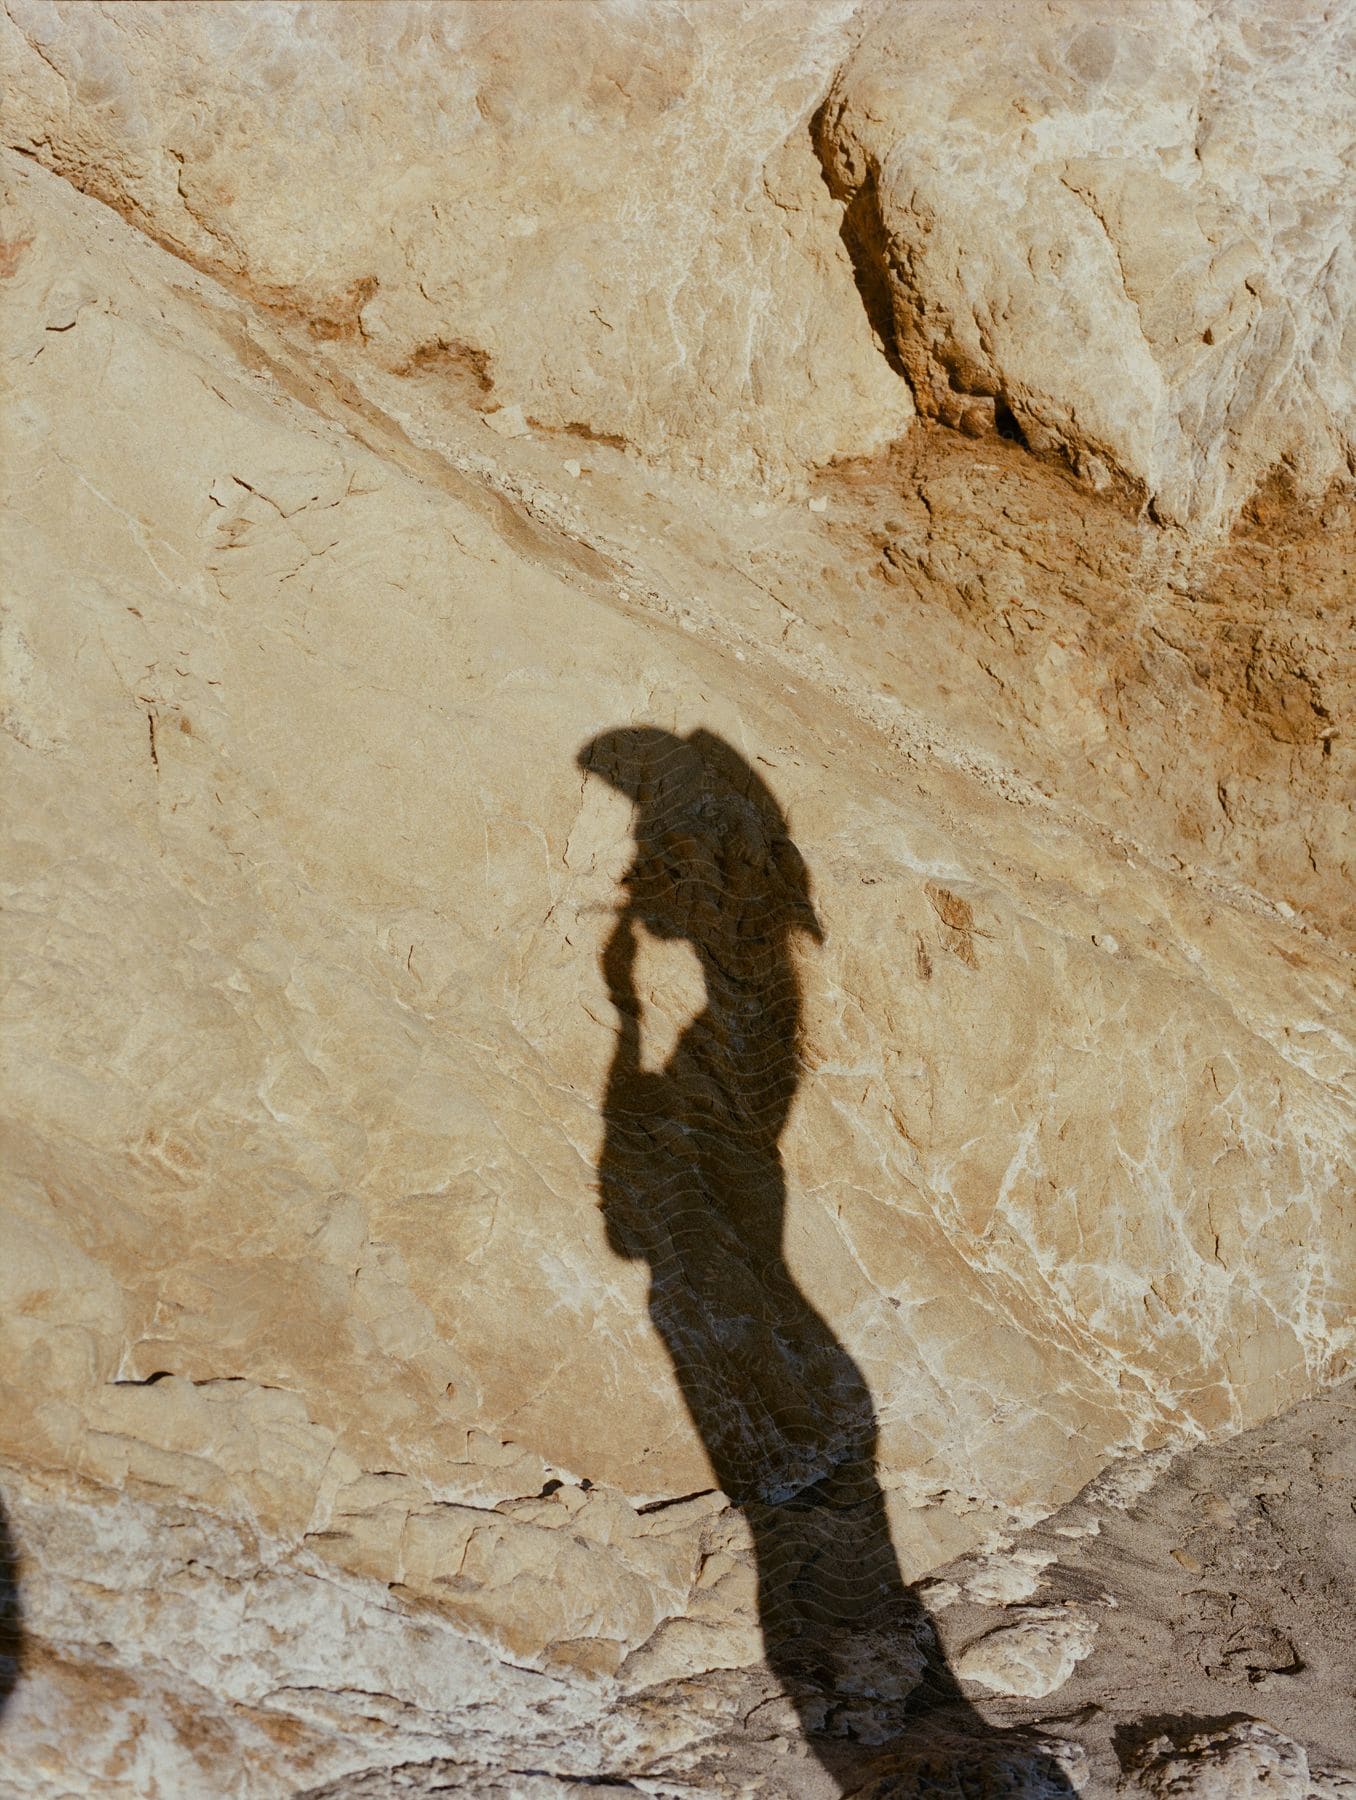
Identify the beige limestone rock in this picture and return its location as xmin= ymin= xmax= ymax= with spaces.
xmin=0 ymin=0 xmax=914 ymax=486
xmin=954 ymin=1605 xmax=1098 ymax=1698
xmin=6 ymin=1383 xmax=1355 ymax=1794
xmin=6 ymin=1 xmax=1351 ymax=530
xmin=1122 ymin=1720 xmax=1322 ymax=1798
xmin=816 ymin=0 xmax=1356 ymax=528
xmin=0 ymin=5 xmax=1353 ymax=1793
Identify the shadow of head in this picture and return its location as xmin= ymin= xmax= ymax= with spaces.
xmin=577 ymin=726 xmax=823 ymax=948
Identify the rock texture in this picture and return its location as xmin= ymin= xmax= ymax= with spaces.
xmin=922 ymin=1380 xmax=1356 ymax=1795
xmin=0 ymin=0 xmax=914 ymax=484
xmin=3 ymin=1378 xmax=1353 ymax=1795
xmin=817 ymin=0 xmax=1356 ymax=529
xmin=0 ymin=2 xmax=1352 ymax=1794
xmin=5 ymin=0 xmax=1351 ymax=524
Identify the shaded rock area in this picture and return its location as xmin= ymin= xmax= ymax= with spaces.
xmin=0 ymin=4 xmax=1352 ymax=1795
xmin=927 ymin=1380 xmax=1356 ymax=1796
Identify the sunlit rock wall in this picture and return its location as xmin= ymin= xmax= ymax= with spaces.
xmin=0 ymin=0 xmax=914 ymax=484
xmin=817 ymin=0 xmax=1356 ymax=527
xmin=1 ymin=3 xmax=1352 ymax=1793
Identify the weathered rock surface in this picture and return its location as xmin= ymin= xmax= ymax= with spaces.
xmin=3 ymin=1378 xmax=1353 ymax=1794
xmin=6 ymin=1 xmax=1352 ymax=527
xmin=0 ymin=3 xmax=1352 ymax=1794
xmin=817 ymin=0 xmax=1356 ymax=529
xmin=0 ymin=0 xmax=914 ymax=485
xmin=924 ymin=1380 xmax=1356 ymax=1795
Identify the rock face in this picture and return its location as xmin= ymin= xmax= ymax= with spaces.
xmin=817 ymin=0 xmax=1356 ymax=529
xmin=6 ymin=0 xmax=1351 ymax=524
xmin=0 ymin=0 xmax=914 ymax=484
xmin=0 ymin=3 xmax=1352 ymax=1795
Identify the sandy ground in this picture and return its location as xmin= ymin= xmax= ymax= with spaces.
xmin=932 ymin=1378 xmax=1356 ymax=1794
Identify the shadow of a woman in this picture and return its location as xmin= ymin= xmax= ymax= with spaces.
xmin=579 ymin=726 xmax=1073 ymax=1795
xmin=0 ymin=1492 xmax=23 ymax=1721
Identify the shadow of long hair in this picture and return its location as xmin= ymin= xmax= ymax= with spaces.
xmin=580 ymin=726 xmax=1072 ymax=1795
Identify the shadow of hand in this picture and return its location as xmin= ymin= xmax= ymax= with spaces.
xmin=602 ymin=910 xmax=640 ymax=1016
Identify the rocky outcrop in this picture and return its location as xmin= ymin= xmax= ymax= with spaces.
xmin=1 ymin=3 xmax=1352 ymax=1793
xmin=0 ymin=0 xmax=913 ymax=484
xmin=5 ymin=1 xmax=1351 ymax=528
xmin=816 ymin=0 xmax=1356 ymax=529
xmin=3 ymin=1374 xmax=1353 ymax=1793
